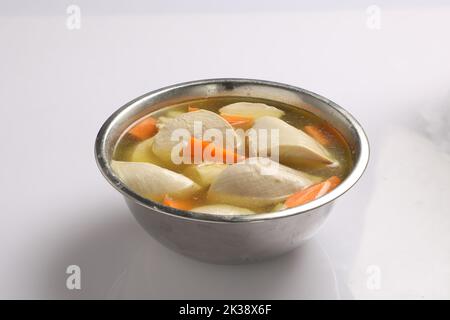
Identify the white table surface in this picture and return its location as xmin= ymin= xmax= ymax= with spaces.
xmin=1 ymin=1 xmax=449 ymax=299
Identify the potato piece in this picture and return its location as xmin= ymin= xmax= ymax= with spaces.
xmin=156 ymin=116 xmax=172 ymax=129
xmin=130 ymin=138 xmax=158 ymax=163
xmin=219 ymin=102 xmax=285 ymax=119
xmin=208 ymin=157 xmax=315 ymax=208
xmin=166 ymin=110 xmax=184 ymax=118
xmin=183 ymin=163 xmax=228 ymax=187
xmin=130 ymin=138 xmax=178 ymax=171
xmin=272 ymin=202 xmax=287 ymax=212
xmin=111 ymin=160 xmax=200 ymax=201
xmin=156 ymin=110 xmax=186 ymax=129
xmin=192 ymin=204 xmax=254 ymax=215
xmin=249 ymin=116 xmax=337 ymax=167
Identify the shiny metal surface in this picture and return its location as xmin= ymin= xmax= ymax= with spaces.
xmin=95 ymin=78 xmax=369 ymax=264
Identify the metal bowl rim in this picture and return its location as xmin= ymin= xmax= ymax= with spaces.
xmin=95 ymin=78 xmax=370 ymax=223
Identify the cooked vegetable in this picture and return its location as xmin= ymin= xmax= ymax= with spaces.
xmin=304 ymin=125 xmax=331 ymax=146
xmin=130 ymin=138 xmax=156 ymax=163
xmin=192 ymin=204 xmax=254 ymax=215
xmin=163 ymin=195 xmax=195 ymax=210
xmin=152 ymin=110 xmax=240 ymax=163
xmin=185 ymin=137 xmax=245 ymax=164
xmin=155 ymin=116 xmax=171 ymax=129
xmin=130 ymin=138 xmax=179 ymax=171
xmin=156 ymin=110 xmax=185 ymax=129
xmin=284 ymin=176 xmax=341 ymax=208
xmin=113 ymin=97 xmax=352 ymax=215
xmin=208 ymin=157 xmax=315 ymax=208
xmin=221 ymin=114 xmax=254 ymax=130
xmin=128 ymin=117 xmax=157 ymax=140
xmin=250 ymin=116 xmax=337 ymax=167
xmin=166 ymin=110 xmax=184 ymax=118
xmin=271 ymin=202 xmax=286 ymax=212
xmin=219 ymin=102 xmax=285 ymax=119
xmin=183 ymin=162 xmax=228 ymax=187
xmin=111 ymin=160 xmax=200 ymax=201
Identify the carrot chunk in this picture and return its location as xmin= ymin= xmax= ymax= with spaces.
xmin=304 ymin=125 xmax=331 ymax=146
xmin=188 ymin=106 xmax=200 ymax=112
xmin=128 ymin=117 xmax=157 ymax=140
xmin=221 ymin=114 xmax=254 ymax=130
xmin=284 ymin=176 xmax=341 ymax=208
xmin=185 ymin=137 xmax=245 ymax=164
xmin=163 ymin=195 xmax=195 ymax=211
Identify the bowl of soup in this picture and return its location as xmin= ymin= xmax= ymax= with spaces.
xmin=95 ymin=78 xmax=369 ymax=264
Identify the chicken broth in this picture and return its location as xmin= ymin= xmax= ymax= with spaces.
xmin=112 ymin=97 xmax=353 ymax=215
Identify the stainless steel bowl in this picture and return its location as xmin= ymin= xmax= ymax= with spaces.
xmin=95 ymin=79 xmax=369 ymax=264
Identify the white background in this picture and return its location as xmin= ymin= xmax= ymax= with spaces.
xmin=0 ymin=1 xmax=449 ymax=299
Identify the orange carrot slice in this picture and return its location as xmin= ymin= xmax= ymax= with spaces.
xmin=188 ymin=106 xmax=200 ymax=112
xmin=221 ymin=114 xmax=254 ymax=130
xmin=284 ymin=176 xmax=341 ymax=208
xmin=304 ymin=125 xmax=331 ymax=146
xmin=128 ymin=117 xmax=157 ymax=140
xmin=185 ymin=137 xmax=245 ymax=164
xmin=163 ymin=195 xmax=195 ymax=211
